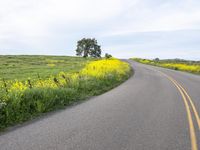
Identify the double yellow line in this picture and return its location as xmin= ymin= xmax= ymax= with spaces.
xmin=157 ymin=70 xmax=199 ymax=150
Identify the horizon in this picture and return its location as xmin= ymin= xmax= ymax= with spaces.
xmin=0 ymin=54 xmax=199 ymax=61
xmin=0 ymin=0 xmax=200 ymax=60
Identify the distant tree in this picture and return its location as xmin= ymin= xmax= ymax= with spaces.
xmin=76 ymin=38 xmax=101 ymax=58
xmin=154 ymin=58 xmax=160 ymax=61
xmin=105 ymin=53 xmax=112 ymax=59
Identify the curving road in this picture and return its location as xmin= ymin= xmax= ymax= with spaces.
xmin=0 ymin=60 xmax=199 ymax=150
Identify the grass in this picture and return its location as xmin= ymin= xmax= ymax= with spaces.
xmin=0 ymin=56 xmax=132 ymax=130
xmin=132 ymin=58 xmax=200 ymax=74
xmin=0 ymin=55 xmax=95 ymax=81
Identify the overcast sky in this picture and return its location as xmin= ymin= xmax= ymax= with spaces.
xmin=0 ymin=0 xmax=200 ymax=59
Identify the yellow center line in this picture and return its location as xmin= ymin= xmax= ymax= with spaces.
xmin=173 ymin=80 xmax=200 ymax=130
xmin=157 ymin=70 xmax=198 ymax=150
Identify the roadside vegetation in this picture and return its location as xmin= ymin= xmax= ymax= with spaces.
xmin=0 ymin=56 xmax=131 ymax=130
xmin=132 ymin=58 xmax=200 ymax=74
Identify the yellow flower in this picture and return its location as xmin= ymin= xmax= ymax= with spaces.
xmin=47 ymin=63 xmax=55 ymax=67
xmin=80 ymin=59 xmax=130 ymax=78
xmin=2 ymin=58 xmax=130 ymax=96
xmin=9 ymin=81 xmax=27 ymax=92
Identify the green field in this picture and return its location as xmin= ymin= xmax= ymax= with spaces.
xmin=0 ymin=55 xmax=94 ymax=81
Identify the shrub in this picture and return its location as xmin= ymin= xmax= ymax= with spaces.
xmin=105 ymin=53 xmax=112 ymax=59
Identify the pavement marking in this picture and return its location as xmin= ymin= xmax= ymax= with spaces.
xmin=157 ymin=70 xmax=198 ymax=150
xmin=176 ymin=83 xmax=200 ymax=130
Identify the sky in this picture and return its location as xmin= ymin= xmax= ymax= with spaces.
xmin=0 ymin=0 xmax=200 ymax=60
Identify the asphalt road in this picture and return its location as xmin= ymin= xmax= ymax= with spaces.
xmin=0 ymin=60 xmax=199 ymax=150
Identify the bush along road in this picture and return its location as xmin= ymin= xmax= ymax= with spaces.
xmin=0 ymin=58 xmax=132 ymax=130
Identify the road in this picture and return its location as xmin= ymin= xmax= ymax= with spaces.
xmin=0 ymin=60 xmax=199 ymax=150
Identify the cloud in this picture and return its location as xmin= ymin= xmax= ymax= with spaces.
xmin=0 ymin=0 xmax=200 ymax=59
xmin=100 ymin=0 xmax=200 ymax=36
xmin=0 ymin=0 xmax=127 ymax=38
xmin=100 ymin=29 xmax=200 ymax=59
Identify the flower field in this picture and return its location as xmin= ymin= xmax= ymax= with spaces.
xmin=0 ymin=58 xmax=131 ymax=129
xmin=132 ymin=58 xmax=200 ymax=74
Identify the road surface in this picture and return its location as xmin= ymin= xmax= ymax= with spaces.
xmin=0 ymin=60 xmax=199 ymax=150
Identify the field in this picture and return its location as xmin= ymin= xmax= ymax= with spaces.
xmin=0 ymin=55 xmax=94 ymax=81
xmin=0 ymin=55 xmax=131 ymax=129
xmin=132 ymin=58 xmax=200 ymax=74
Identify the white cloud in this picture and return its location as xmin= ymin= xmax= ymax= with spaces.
xmin=100 ymin=0 xmax=200 ymax=36
xmin=0 ymin=0 xmax=128 ymax=42
xmin=1 ymin=0 xmax=199 ymax=37
xmin=0 ymin=0 xmax=200 ymax=59
xmin=0 ymin=0 xmax=129 ymax=50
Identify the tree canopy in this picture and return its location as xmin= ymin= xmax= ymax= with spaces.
xmin=76 ymin=38 xmax=101 ymax=58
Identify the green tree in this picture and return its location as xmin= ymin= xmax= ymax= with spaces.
xmin=154 ymin=58 xmax=160 ymax=61
xmin=76 ymin=38 xmax=101 ymax=58
xmin=105 ymin=53 xmax=112 ymax=59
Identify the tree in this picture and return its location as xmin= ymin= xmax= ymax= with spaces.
xmin=154 ymin=58 xmax=160 ymax=61
xmin=105 ymin=53 xmax=112 ymax=59
xmin=76 ymin=38 xmax=101 ymax=58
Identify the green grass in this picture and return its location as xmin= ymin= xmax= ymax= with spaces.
xmin=132 ymin=58 xmax=200 ymax=74
xmin=0 ymin=55 xmax=95 ymax=81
